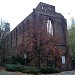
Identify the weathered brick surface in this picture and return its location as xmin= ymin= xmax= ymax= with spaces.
xmin=2 ymin=2 xmax=72 ymax=70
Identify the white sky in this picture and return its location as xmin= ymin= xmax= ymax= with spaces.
xmin=0 ymin=0 xmax=74 ymax=30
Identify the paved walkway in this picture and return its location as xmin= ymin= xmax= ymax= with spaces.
xmin=60 ymin=70 xmax=75 ymax=75
xmin=0 ymin=71 xmax=33 ymax=75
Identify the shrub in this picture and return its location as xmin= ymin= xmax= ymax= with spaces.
xmin=16 ymin=63 xmax=23 ymax=72
xmin=22 ymin=66 xmax=40 ymax=74
xmin=6 ymin=64 xmax=16 ymax=71
xmin=11 ymin=55 xmax=23 ymax=64
xmin=40 ymin=66 xmax=61 ymax=74
xmin=10 ymin=55 xmax=30 ymax=65
xmin=11 ymin=55 xmax=17 ymax=64
xmin=54 ymin=68 xmax=61 ymax=73
xmin=6 ymin=64 xmax=61 ymax=74
xmin=6 ymin=63 xmax=23 ymax=72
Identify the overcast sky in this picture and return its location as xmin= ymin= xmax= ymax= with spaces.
xmin=0 ymin=0 xmax=74 ymax=30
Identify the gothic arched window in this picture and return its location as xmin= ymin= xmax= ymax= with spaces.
xmin=47 ymin=18 xmax=53 ymax=36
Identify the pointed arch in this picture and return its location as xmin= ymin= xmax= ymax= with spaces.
xmin=47 ymin=18 xmax=53 ymax=35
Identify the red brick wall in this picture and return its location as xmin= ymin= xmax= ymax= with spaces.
xmin=3 ymin=2 xmax=72 ymax=70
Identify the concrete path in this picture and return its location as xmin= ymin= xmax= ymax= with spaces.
xmin=0 ymin=71 xmax=35 ymax=75
xmin=0 ymin=71 xmax=15 ymax=75
xmin=60 ymin=70 xmax=75 ymax=75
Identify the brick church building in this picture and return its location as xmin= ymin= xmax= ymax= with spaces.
xmin=2 ymin=2 xmax=72 ymax=70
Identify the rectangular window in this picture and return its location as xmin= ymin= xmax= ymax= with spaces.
xmin=16 ymin=28 xmax=18 ymax=36
xmin=12 ymin=31 xmax=15 ymax=39
xmin=22 ymin=24 xmax=24 ymax=32
xmin=14 ymin=31 xmax=15 ymax=38
xmin=27 ymin=19 xmax=29 ymax=30
xmin=11 ymin=33 xmax=12 ymax=46
xmin=62 ymin=56 xmax=65 ymax=64
xmin=19 ymin=26 xmax=21 ymax=34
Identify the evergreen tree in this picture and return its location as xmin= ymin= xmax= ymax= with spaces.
xmin=68 ymin=17 xmax=75 ymax=56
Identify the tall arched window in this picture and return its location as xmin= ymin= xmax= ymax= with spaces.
xmin=47 ymin=19 xmax=53 ymax=36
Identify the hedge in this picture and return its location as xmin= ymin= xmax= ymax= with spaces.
xmin=6 ymin=63 xmax=23 ymax=72
xmin=6 ymin=64 xmax=16 ymax=71
xmin=40 ymin=66 xmax=61 ymax=74
xmin=6 ymin=64 xmax=61 ymax=74
xmin=22 ymin=66 xmax=40 ymax=74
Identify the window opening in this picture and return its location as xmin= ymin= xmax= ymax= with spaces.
xmin=47 ymin=19 xmax=53 ymax=35
xmin=62 ymin=56 xmax=65 ymax=64
xmin=41 ymin=6 xmax=44 ymax=9
xmin=16 ymin=28 xmax=18 ymax=35
xmin=14 ymin=31 xmax=15 ymax=38
xmin=19 ymin=26 xmax=21 ymax=34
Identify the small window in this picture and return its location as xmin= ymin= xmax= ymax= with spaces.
xmin=16 ymin=28 xmax=18 ymax=35
xmin=47 ymin=18 xmax=53 ymax=35
xmin=22 ymin=22 xmax=24 ymax=32
xmin=11 ymin=33 xmax=12 ymax=46
xmin=62 ymin=56 xmax=65 ymax=64
xmin=27 ymin=19 xmax=29 ymax=29
xmin=41 ymin=6 xmax=44 ymax=9
xmin=13 ymin=31 xmax=15 ymax=38
xmin=11 ymin=32 xmax=12 ymax=39
xmin=19 ymin=26 xmax=21 ymax=34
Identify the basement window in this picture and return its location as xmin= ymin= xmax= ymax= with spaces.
xmin=47 ymin=19 xmax=53 ymax=35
